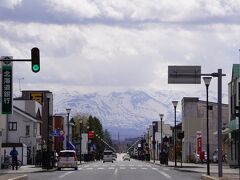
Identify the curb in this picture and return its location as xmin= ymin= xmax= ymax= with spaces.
xmin=8 ymin=175 xmax=28 ymax=180
xmin=201 ymin=174 xmax=217 ymax=180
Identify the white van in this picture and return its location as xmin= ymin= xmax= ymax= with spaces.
xmin=103 ymin=150 xmax=113 ymax=163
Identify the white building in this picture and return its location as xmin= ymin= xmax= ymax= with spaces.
xmin=1 ymin=100 xmax=42 ymax=165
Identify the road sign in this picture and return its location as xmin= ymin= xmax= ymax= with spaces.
xmin=51 ymin=129 xmax=60 ymax=137
xmin=1 ymin=57 xmax=13 ymax=114
xmin=168 ymin=66 xmax=201 ymax=84
xmin=59 ymin=135 xmax=64 ymax=142
xmin=59 ymin=130 xmax=65 ymax=136
xmin=88 ymin=131 xmax=94 ymax=139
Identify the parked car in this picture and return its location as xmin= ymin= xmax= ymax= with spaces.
xmin=123 ymin=154 xmax=130 ymax=161
xmin=57 ymin=150 xmax=78 ymax=170
xmin=103 ymin=150 xmax=114 ymax=163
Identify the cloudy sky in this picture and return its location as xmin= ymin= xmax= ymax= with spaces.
xmin=1 ymin=0 xmax=240 ymax=96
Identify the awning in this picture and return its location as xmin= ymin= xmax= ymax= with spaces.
xmin=67 ymin=141 xmax=75 ymax=150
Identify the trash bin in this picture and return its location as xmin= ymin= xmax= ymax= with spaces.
xmin=145 ymin=154 xmax=150 ymax=161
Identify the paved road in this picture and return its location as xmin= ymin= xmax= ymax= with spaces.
xmin=28 ymin=154 xmax=201 ymax=180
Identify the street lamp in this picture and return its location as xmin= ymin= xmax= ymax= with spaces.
xmin=172 ymin=100 xmax=178 ymax=167
xmin=79 ymin=120 xmax=83 ymax=163
xmin=203 ymin=76 xmax=212 ymax=176
xmin=159 ymin=114 xmax=164 ymax=149
xmin=66 ymin=108 xmax=71 ymax=149
xmin=152 ymin=121 xmax=157 ymax=163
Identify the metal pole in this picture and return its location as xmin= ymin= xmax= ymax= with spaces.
xmin=153 ymin=125 xmax=155 ymax=163
xmin=174 ymin=106 xmax=177 ymax=167
xmin=206 ymin=84 xmax=210 ymax=175
xmin=67 ymin=113 xmax=70 ymax=148
xmin=79 ymin=122 xmax=82 ymax=164
xmin=47 ymin=98 xmax=50 ymax=170
xmin=217 ymin=69 xmax=223 ymax=177
xmin=161 ymin=117 xmax=163 ymax=151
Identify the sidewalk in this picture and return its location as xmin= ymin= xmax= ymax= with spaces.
xmin=149 ymin=160 xmax=240 ymax=180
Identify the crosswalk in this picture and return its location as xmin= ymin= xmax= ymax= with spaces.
xmin=78 ymin=164 xmax=169 ymax=171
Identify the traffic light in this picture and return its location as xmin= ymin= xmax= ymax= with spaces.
xmin=31 ymin=47 xmax=40 ymax=73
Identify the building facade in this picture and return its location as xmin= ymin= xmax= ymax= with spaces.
xmin=182 ymin=97 xmax=229 ymax=163
xmin=228 ymin=64 xmax=240 ymax=167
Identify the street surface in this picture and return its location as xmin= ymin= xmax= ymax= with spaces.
xmin=28 ymin=154 xmax=201 ymax=180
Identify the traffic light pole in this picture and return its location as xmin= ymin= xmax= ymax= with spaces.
xmin=0 ymin=47 xmax=40 ymax=73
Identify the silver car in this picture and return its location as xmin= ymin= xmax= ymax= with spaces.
xmin=103 ymin=150 xmax=114 ymax=163
xmin=57 ymin=150 xmax=78 ymax=170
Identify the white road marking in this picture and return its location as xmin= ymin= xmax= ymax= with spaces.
xmin=98 ymin=167 xmax=104 ymax=169
xmin=114 ymin=168 xmax=118 ymax=177
xmin=130 ymin=167 xmax=136 ymax=169
xmin=119 ymin=167 xmax=126 ymax=169
xmin=108 ymin=167 xmax=114 ymax=169
xmin=141 ymin=167 xmax=148 ymax=170
xmin=78 ymin=168 xmax=82 ymax=170
xmin=86 ymin=168 xmax=93 ymax=170
xmin=59 ymin=171 xmax=74 ymax=178
xmin=153 ymin=168 xmax=171 ymax=179
xmin=84 ymin=165 xmax=89 ymax=168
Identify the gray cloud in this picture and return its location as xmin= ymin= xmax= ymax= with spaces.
xmin=1 ymin=0 xmax=240 ymax=26
xmin=0 ymin=0 xmax=239 ymax=96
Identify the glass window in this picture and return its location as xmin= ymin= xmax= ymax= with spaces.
xmin=8 ymin=122 xmax=17 ymax=131
xmin=26 ymin=125 xmax=30 ymax=136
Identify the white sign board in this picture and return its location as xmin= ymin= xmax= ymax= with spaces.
xmin=81 ymin=133 xmax=88 ymax=154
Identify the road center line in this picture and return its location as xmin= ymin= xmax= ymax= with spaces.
xmin=114 ymin=168 xmax=118 ymax=178
xmin=59 ymin=171 xmax=74 ymax=179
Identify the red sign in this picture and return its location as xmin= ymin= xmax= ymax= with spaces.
xmin=88 ymin=131 xmax=95 ymax=139
xmin=196 ymin=131 xmax=202 ymax=155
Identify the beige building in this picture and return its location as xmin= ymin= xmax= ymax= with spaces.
xmin=182 ymin=97 xmax=228 ymax=162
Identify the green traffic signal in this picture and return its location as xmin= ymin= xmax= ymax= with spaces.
xmin=31 ymin=47 xmax=40 ymax=73
xmin=32 ymin=64 xmax=40 ymax=72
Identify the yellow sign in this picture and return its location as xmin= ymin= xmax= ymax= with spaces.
xmin=30 ymin=93 xmax=43 ymax=104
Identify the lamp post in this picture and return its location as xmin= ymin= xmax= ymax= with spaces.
xmin=172 ymin=101 xmax=178 ymax=167
xmin=159 ymin=114 xmax=164 ymax=150
xmin=66 ymin=108 xmax=71 ymax=149
xmin=152 ymin=121 xmax=157 ymax=163
xmin=203 ymin=76 xmax=212 ymax=175
xmin=79 ymin=120 xmax=83 ymax=163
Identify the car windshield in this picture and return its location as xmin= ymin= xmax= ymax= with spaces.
xmin=59 ymin=152 xmax=75 ymax=157
xmin=104 ymin=151 xmax=112 ymax=155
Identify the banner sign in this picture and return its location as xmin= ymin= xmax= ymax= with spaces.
xmin=1 ymin=57 xmax=13 ymax=114
xmin=30 ymin=92 xmax=43 ymax=105
xmin=196 ymin=131 xmax=202 ymax=155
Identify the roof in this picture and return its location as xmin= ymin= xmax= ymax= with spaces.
xmin=13 ymin=106 xmax=42 ymax=123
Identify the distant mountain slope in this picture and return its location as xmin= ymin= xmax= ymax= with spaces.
xmin=53 ymin=89 xmax=227 ymax=139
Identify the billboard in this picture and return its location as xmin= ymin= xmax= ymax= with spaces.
xmin=168 ymin=66 xmax=201 ymax=84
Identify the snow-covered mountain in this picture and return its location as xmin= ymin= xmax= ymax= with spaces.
xmin=53 ymin=89 xmax=228 ymax=139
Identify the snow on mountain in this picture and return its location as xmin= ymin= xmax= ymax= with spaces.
xmin=53 ymin=89 xmax=228 ymax=139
